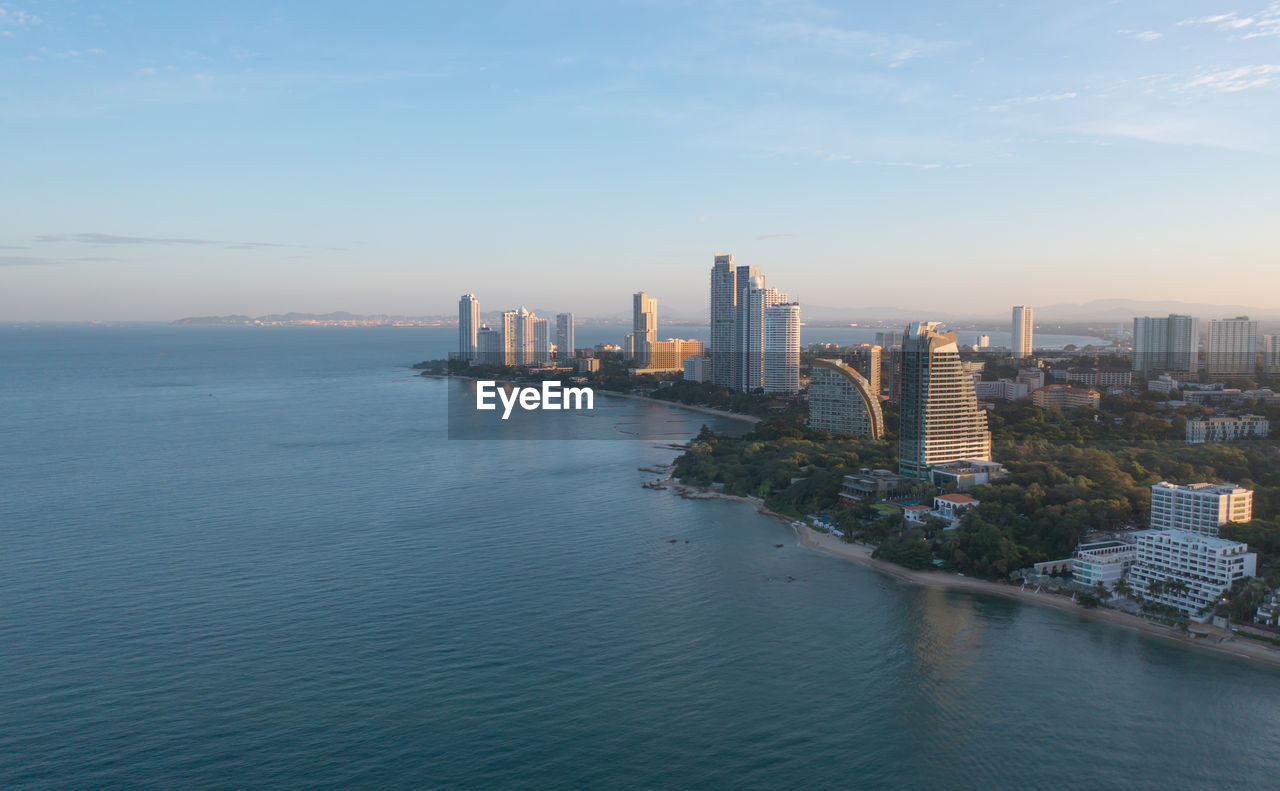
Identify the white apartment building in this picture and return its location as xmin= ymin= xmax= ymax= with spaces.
xmin=1073 ymin=540 xmax=1137 ymax=592
xmin=1133 ymin=314 xmax=1199 ymax=378
xmin=1149 ymin=481 xmax=1253 ymax=535
xmin=633 ymin=292 xmax=657 ymax=366
xmin=1126 ymin=530 xmax=1256 ymax=618
xmin=1011 ymin=306 xmax=1034 ymax=358
xmin=763 ymin=302 xmax=801 ymax=394
xmin=555 ymin=313 xmax=575 ymax=360
xmin=683 ymin=354 xmax=707 ymax=383
xmin=1206 ymin=317 xmax=1258 ymax=379
xmin=1185 ymin=415 xmax=1270 ymax=444
xmin=1265 ymin=334 xmax=1280 ymax=375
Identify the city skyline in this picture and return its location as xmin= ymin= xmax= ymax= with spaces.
xmin=3 ymin=1 xmax=1280 ymax=320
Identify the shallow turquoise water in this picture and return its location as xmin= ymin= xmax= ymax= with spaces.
xmin=2 ymin=325 xmax=1277 ymax=790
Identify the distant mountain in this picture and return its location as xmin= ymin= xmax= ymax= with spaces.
xmin=1034 ymin=299 xmax=1280 ymax=322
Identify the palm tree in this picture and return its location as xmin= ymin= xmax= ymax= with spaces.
xmin=1112 ymin=578 xmax=1132 ymax=600
xmin=1095 ymin=580 xmax=1111 ymax=601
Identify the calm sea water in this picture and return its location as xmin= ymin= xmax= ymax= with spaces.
xmin=2 ymin=325 xmax=1276 ymax=790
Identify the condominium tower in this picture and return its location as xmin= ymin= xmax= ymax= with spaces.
xmin=555 ymin=313 xmax=575 ymax=361
xmin=458 ymin=293 xmax=480 ymax=362
xmin=763 ymin=302 xmax=801 ymax=394
xmin=737 ymin=275 xmax=784 ymax=391
xmin=1133 ymin=315 xmax=1199 ymax=378
xmin=1011 ymin=306 xmax=1034 ymax=358
xmin=709 ymin=254 xmax=738 ymax=388
xmin=898 ymin=322 xmax=992 ymax=478
xmin=1206 ymin=317 xmax=1258 ymax=380
xmin=633 ymin=292 xmax=657 ymax=367
xmin=1265 ymin=334 xmax=1280 ymax=375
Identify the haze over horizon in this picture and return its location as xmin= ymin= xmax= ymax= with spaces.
xmin=3 ymin=1 xmax=1278 ymax=321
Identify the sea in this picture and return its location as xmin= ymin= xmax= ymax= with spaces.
xmin=2 ymin=324 xmax=1278 ymax=791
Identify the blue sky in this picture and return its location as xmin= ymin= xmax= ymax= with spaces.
xmin=2 ymin=1 xmax=1278 ymax=320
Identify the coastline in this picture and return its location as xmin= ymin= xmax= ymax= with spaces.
xmin=608 ymin=391 xmax=761 ymax=424
xmin=663 ymin=477 xmax=1280 ymax=669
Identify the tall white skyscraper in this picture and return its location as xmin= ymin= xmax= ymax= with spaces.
xmin=1011 ymin=306 xmax=1033 ymax=358
xmin=709 ymin=254 xmax=740 ymax=388
xmin=532 ymin=317 xmax=550 ymax=364
xmin=555 ymin=313 xmax=575 ymax=361
xmin=763 ymin=302 xmax=801 ymax=394
xmin=898 ymin=322 xmax=992 ymax=478
xmin=737 ymin=275 xmax=784 ymax=391
xmin=1206 ymin=317 xmax=1258 ymax=379
xmin=633 ymin=292 xmax=657 ymax=366
xmin=500 ymin=310 xmax=520 ymax=366
xmin=458 ymin=293 xmax=480 ymax=363
xmin=1133 ymin=314 xmax=1199 ymax=377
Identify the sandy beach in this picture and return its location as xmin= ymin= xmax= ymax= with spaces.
xmin=663 ymin=478 xmax=1280 ymax=669
xmin=608 ymin=391 xmax=761 ymax=424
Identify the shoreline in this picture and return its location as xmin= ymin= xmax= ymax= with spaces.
xmin=607 ymin=391 xmax=761 ymax=424
xmin=664 ymin=478 xmax=1280 ymax=669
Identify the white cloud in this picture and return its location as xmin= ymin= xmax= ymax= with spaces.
xmin=0 ymin=5 xmax=39 ymax=27
xmin=983 ymin=91 xmax=1078 ymax=111
xmin=1118 ymin=29 xmax=1163 ymax=41
xmin=1183 ymin=64 xmax=1280 ymax=92
xmin=1177 ymin=3 xmax=1280 ymax=37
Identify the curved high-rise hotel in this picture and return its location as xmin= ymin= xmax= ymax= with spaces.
xmin=808 ymin=358 xmax=884 ymax=438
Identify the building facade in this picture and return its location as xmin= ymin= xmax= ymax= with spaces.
xmin=845 ymin=344 xmax=882 ymax=397
xmin=1073 ymin=540 xmax=1136 ymax=592
xmin=683 ymin=354 xmax=707 ymax=383
xmin=709 ymin=254 xmax=738 ymax=388
xmin=898 ymin=322 xmax=992 ymax=478
xmin=1149 ymin=481 xmax=1253 ymax=535
xmin=643 ymin=338 xmax=706 ymax=371
xmin=633 ymin=292 xmax=657 ymax=367
xmin=1031 ymin=384 xmax=1100 ymax=410
xmin=808 ymin=358 xmax=884 ymax=438
xmin=1185 ymin=415 xmax=1270 ymax=444
xmin=1266 ymin=334 xmax=1280 ymax=375
xmin=1133 ymin=314 xmax=1199 ymax=378
xmin=458 ymin=293 xmax=480 ymax=363
xmin=555 ymin=312 xmax=575 ymax=361
xmin=1206 ymin=316 xmax=1258 ymax=380
xmin=1012 ymin=305 xmax=1034 ymax=358
xmin=1126 ymin=530 xmax=1256 ymax=618
xmin=736 ymin=275 xmax=784 ymax=391
xmin=763 ymin=302 xmax=801 ymax=393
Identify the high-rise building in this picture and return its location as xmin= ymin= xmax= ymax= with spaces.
xmin=476 ymin=325 xmax=504 ymax=366
xmin=1011 ymin=306 xmax=1034 ymax=358
xmin=1126 ymin=530 xmax=1255 ymax=618
xmin=622 ymin=333 xmax=634 ymax=361
xmin=976 ymin=334 xmax=990 ymax=349
xmin=643 ymin=339 xmax=706 ymax=370
xmin=1206 ymin=316 xmax=1258 ymax=380
xmin=845 ymin=344 xmax=882 ymax=397
xmin=1265 ymin=335 xmax=1280 ymax=375
xmin=500 ymin=310 xmax=520 ymax=366
xmin=633 ymin=292 xmax=657 ymax=366
xmin=458 ymin=293 xmax=480 ymax=363
xmin=1149 ymin=482 xmax=1253 ymax=535
xmin=555 ymin=313 xmax=575 ymax=360
xmin=709 ymin=254 xmax=738 ymax=389
xmin=763 ymin=302 xmax=801 ymax=394
xmin=808 ymin=358 xmax=884 ymax=438
xmin=887 ymin=346 xmax=904 ymax=404
xmin=736 ymin=275 xmax=784 ymax=391
xmin=874 ymin=330 xmax=904 ymax=349
xmin=898 ymin=322 xmax=992 ymax=478
xmin=1133 ymin=315 xmax=1199 ymax=378
xmin=531 ymin=317 xmax=550 ymax=364
xmin=501 ymin=307 xmax=548 ymax=365
xmin=683 ymin=355 xmax=708 ymax=383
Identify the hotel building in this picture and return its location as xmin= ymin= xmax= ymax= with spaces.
xmin=1126 ymin=530 xmax=1256 ymax=618
xmin=1149 ymin=481 xmax=1253 ymax=535
xmin=1073 ymin=540 xmax=1136 ymax=592
xmin=763 ymin=302 xmax=801 ymax=394
xmin=1011 ymin=306 xmax=1034 ymax=358
xmin=808 ymin=358 xmax=884 ymax=438
xmin=458 ymin=293 xmax=480 ymax=363
xmin=633 ymin=292 xmax=657 ymax=367
xmin=898 ymin=322 xmax=992 ymax=478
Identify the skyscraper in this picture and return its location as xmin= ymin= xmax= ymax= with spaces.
xmin=633 ymin=291 xmax=657 ymax=366
xmin=1133 ymin=315 xmax=1199 ymax=378
xmin=556 ymin=313 xmax=575 ymax=361
xmin=898 ymin=322 xmax=992 ymax=478
xmin=737 ymin=275 xmax=784 ymax=391
xmin=1206 ymin=317 xmax=1258 ymax=380
xmin=709 ymin=254 xmax=738 ymax=388
xmin=532 ymin=316 xmax=550 ymax=364
xmin=458 ymin=293 xmax=480 ymax=363
xmin=1011 ymin=306 xmax=1034 ymax=358
xmin=476 ymin=325 xmax=503 ymax=366
xmin=763 ymin=302 xmax=801 ymax=394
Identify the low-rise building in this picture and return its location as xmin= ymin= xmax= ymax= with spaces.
xmin=932 ymin=493 xmax=979 ymax=527
xmin=902 ymin=504 xmax=933 ymax=524
xmin=930 ymin=459 xmax=1008 ymax=490
xmin=1126 ymin=529 xmax=1257 ymax=619
xmin=682 ymin=354 xmax=707 ymax=383
xmin=1031 ymin=384 xmax=1100 ymax=410
xmin=1185 ymin=415 xmax=1270 ymax=444
xmin=1184 ymin=389 xmax=1244 ymax=406
xmin=1150 ymin=481 xmax=1253 ymax=535
xmin=840 ymin=469 xmax=912 ymax=500
xmin=1073 ymin=540 xmax=1136 ymax=592
xmin=1147 ymin=374 xmax=1182 ymax=393
xmin=1068 ymin=367 xmax=1133 ymax=387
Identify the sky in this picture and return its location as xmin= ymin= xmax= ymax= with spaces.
xmin=2 ymin=0 xmax=1278 ymax=321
